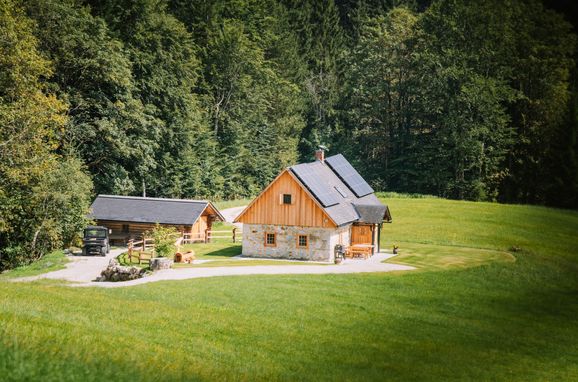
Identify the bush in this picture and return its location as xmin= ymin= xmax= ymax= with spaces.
xmin=148 ymin=224 xmax=179 ymax=258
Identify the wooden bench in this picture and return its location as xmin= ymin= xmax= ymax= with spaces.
xmin=347 ymin=244 xmax=374 ymax=259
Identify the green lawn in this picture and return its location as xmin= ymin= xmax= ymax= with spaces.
xmin=384 ymin=242 xmax=515 ymax=270
xmin=1 ymin=197 xmax=578 ymax=381
xmin=0 ymin=250 xmax=69 ymax=279
xmin=213 ymin=198 xmax=252 ymax=210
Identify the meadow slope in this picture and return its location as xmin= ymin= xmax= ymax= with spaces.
xmin=1 ymin=197 xmax=577 ymax=381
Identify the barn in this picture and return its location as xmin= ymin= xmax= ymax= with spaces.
xmin=89 ymin=195 xmax=225 ymax=245
xmin=234 ymin=150 xmax=391 ymax=262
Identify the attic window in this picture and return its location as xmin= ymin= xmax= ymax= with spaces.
xmin=282 ymin=194 xmax=292 ymax=205
xmin=335 ymin=186 xmax=348 ymax=198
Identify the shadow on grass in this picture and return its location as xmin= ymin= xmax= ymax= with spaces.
xmin=197 ymin=244 xmax=242 ymax=258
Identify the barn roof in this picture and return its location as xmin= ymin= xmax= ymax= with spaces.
xmin=89 ymin=195 xmax=224 ymax=225
xmin=288 ymin=154 xmax=391 ymax=226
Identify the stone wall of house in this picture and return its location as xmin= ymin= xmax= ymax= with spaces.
xmin=242 ymin=224 xmax=350 ymax=262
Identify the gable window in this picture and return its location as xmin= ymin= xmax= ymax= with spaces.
xmin=122 ymin=224 xmax=129 ymax=233
xmin=265 ymin=232 xmax=276 ymax=246
xmin=282 ymin=193 xmax=292 ymax=205
xmin=297 ymin=234 xmax=308 ymax=248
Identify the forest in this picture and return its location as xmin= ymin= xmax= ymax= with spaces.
xmin=1 ymin=0 xmax=577 ymax=270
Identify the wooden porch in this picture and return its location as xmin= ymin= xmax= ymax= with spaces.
xmin=344 ymin=223 xmax=381 ymax=259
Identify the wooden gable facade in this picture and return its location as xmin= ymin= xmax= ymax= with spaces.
xmin=235 ymin=170 xmax=336 ymax=228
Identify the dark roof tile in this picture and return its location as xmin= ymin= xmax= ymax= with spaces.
xmin=89 ymin=195 xmax=224 ymax=225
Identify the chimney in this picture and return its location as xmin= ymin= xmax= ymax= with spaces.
xmin=315 ymin=149 xmax=325 ymax=162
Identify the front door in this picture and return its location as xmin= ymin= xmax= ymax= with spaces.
xmin=351 ymin=224 xmax=373 ymax=246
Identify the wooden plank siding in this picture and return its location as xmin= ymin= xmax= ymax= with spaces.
xmin=351 ymin=224 xmax=373 ymax=246
xmin=235 ymin=170 xmax=336 ymax=228
xmin=97 ymin=217 xmax=211 ymax=245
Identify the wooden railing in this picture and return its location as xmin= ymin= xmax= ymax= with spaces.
xmin=182 ymin=232 xmax=205 ymax=244
xmin=127 ymin=238 xmax=155 ymax=264
xmin=127 ymin=228 xmax=242 ymax=265
xmin=183 ymin=228 xmax=241 ymax=243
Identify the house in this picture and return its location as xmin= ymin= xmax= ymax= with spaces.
xmin=89 ymin=195 xmax=225 ymax=245
xmin=234 ymin=150 xmax=391 ymax=262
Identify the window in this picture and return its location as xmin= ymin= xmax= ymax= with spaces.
xmin=265 ymin=233 xmax=276 ymax=246
xmin=297 ymin=234 xmax=308 ymax=248
xmin=282 ymin=193 xmax=292 ymax=205
xmin=122 ymin=224 xmax=129 ymax=233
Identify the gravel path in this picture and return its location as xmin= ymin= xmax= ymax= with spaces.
xmin=221 ymin=205 xmax=245 ymax=228
xmin=78 ymin=252 xmax=413 ymax=288
xmin=10 ymin=206 xmax=414 ymax=287
xmin=13 ymin=248 xmax=125 ymax=283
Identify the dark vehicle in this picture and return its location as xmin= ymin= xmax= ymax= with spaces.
xmin=82 ymin=226 xmax=111 ymax=256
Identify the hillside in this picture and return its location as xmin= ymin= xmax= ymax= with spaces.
xmin=1 ymin=196 xmax=577 ymax=381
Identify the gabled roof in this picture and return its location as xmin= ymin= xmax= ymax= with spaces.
xmin=89 ymin=195 xmax=224 ymax=225
xmin=288 ymin=154 xmax=391 ymax=226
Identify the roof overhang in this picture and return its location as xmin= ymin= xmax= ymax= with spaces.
xmin=352 ymin=203 xmax=392 ymax=224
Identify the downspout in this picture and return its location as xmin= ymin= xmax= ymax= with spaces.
xmin=377 ymin=223 xmax=382 ymax=253
xmin=371 ymin=225 xmax=376 ymax=255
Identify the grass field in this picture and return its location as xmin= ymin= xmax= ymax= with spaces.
xmin=385 ymin=242 xmax=515 ymax=270
xmin=0 ymin=250 xmax=68 ymax=280
xmin=213 ymin=198 xmax=253 ymax=210
xmin=1 ymin=197 xmax=578 ymax=381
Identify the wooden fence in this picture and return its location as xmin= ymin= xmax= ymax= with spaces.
xmin=182 ymin=227 xmax=241 ymax=244
xmin=127 ymin=238 xmax=155 ymax=264
xmin=127 ymin=228 xmax=241 ymax=264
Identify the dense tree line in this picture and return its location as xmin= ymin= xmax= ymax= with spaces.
xmin=1 ymin=0 xmax=577 ymax=269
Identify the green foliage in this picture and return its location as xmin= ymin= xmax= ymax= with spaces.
xmin=2 ymin=0 xmax=578 ymax=268
xmin=0 ymin=250 xmax=68 ymax=279
xmin=0 ymin=0 xmax=93 ymax=271
xmin=148 ymin=224 xmax=178 ymax=258
xmin=340 ymin=0 xmax=577 ymax=203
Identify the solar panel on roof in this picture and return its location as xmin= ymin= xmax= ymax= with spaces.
xmin=325 ymin=154 xmax=374 ymax=197
xmin=291 ymin=165 xmax=341 ymax=207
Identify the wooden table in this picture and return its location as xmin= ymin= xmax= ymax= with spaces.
xmin=347 ymin=244 xmax=374 ymax=259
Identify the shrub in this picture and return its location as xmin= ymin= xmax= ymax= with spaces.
xmin=148 ymin=224 xmax=179 ymax=258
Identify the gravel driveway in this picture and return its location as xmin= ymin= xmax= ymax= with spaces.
xmin=13 ymin=247 xmax=125 ymax=283
xmin=221 ymin=205 xmax=245 ymax=228
xmin=79 ymin=252 xmax=413 ymax=288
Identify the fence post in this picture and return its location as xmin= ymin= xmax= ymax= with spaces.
xmin=205 ymin=228 xmax=209 ymax=243
xmin=128 ymin=240 xmax=133 ymax=263
xmin=233 ymin=227 xmax=237 ymax=243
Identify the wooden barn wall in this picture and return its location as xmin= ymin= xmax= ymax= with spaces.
xmin=191 ymin=215 xmax=208 ymax=236
xmin=96 ymin=220 xmax=193 ymax=240
xmin=237 ymin=171 xmax=336 ymax=228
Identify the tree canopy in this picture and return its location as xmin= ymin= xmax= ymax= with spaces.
xmin=1 ymin=0 xmax=577 ymax=269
